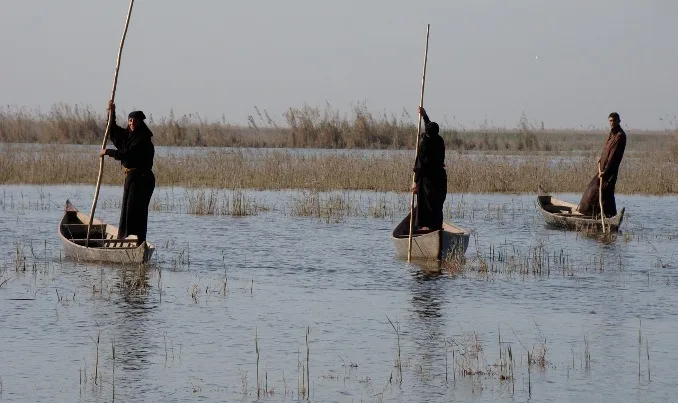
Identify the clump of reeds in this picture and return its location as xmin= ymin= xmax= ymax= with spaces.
xmin=283 ymin=102 xmax=413 ymax=148
xmin=466 ymin=241 xmax=578 ymax=277
xmin=185 ymin=188 xmax=262 ymax=216
xmin=9 ymin=238 xmax=54 ymax=274
xmin=440 ymin=253 xmax=467 ymax=276
xmin=449 ymin=331 xmax=488 ymax=377
xmin=290 ymin=191 xmax=358 ymax=222
xmin=367 ymin=192 xmax=409 ymax=219
xmin=496 ymin=329 xmax=515 ymax=390
xmin=185 ymin=188 xmax=219 ymax=215
xmin=119 ymin=264 xmax=149 ymax=295
xmin=168 ymin=242 xmax=190 ymax=271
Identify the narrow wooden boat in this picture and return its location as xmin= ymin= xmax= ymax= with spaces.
xmin=391 ymin=213 xmax=470 ymax=261
xmin=58 ymin=200 xmax=154 ymax=264
xmin=537 ymin=187 xmax=625 ymax=232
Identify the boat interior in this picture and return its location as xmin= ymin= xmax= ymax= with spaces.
xmin=537 ymin=195 xmax=586 ymax=217
xmin=392 ymin=213 xmax=468 ymax=238
xmin=61 ymin=210 xmax=138 ymax=248
xmin=392 ymin=213 xmax=438 ymax=238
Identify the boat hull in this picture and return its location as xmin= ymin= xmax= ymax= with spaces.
xmin=60 ymin=238 xmax=154 ymax=264
xmin=58 ymin=200 xmax=154 ymax=264
xmin=391 ymin=213 xmax=470 ymax=261
xmin=537 ymin=189 xmax=625 ymax=232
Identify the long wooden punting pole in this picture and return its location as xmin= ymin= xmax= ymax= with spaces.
xmin=87 ymin=0 xmax=135 ymax=246
xmin=407 ymin=24 xmax=430 ymax=262
xmin=597 ymin=161 xmax=607 ymax=234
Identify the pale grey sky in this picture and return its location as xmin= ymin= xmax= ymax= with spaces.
xmin=2 ymin=0 xmax=677 ymax=130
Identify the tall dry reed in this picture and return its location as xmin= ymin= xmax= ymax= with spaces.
xmin=1 ymin=145 xmax=676 ymax=194
xmin=2 ymin=102 xmax=676 ymax=152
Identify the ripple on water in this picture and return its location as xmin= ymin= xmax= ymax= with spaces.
xmin=0 ymin=185 xmax=677 ymax=402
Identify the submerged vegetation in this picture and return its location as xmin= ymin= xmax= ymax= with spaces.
xmin=0 ymin=233 xmax=657 ymax=401
xmin=0 ymin=183 xmax=670 ymax=400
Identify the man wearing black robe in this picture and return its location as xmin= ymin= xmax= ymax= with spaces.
xmin=100 ymin=101 xmax=156 ymax=244
xmin=577 ymin=112 xmax=627 ymax=217
xmin=412 ymin=107 xmax=447 ymax=231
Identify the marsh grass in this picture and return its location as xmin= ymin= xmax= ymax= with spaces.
xmin=0 ymin=233 xmax=653 ymax=401
xmin=386 ymin=316 xmax=403 ymax=385
xmin=463 ymin=240 xmax=578 ymax=277
xmin=0 ymin=187 xmax=512 ymax=225
xmin=8 ymin=238 xmax=54 ymax=275
xmin=3 ymin=103 xmax=677 ymax=153
xmin=452 ymin=331 xmax=487 ymax=377
xmin=2 ymin=145 xmax=677 ymax=194
xmin=289 ymin=191 xmax=360 ymax=222
xmin=185 ymin=188 xmax=263 ymax=216
xmin=0 ymin=189 xmax=55 ymax=211
xmin=0 ymin=188 xmax=521 ymax=224
xmin=497 ymin=331 xmax=516 ymax=390
xmin=367 ymin=192 xmax=409 ymax=219
xmin=119 ymin=264 xmax=150 ymax=295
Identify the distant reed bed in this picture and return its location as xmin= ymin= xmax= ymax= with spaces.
xmin=1 ymin=145 xmax=676 ymax=194
xmin=1 ymin=103 xmax=677 ymax=153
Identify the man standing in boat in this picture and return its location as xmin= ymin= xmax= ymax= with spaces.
xmin=577 ymin=112 xmax=627 ymax=217
xmin=411 ymin=106 xmax=447 ymax=231
xmin=100 ymin=100 xmax=156 ymax=245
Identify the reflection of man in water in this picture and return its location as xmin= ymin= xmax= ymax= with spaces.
xmin=118 ymin=294 xmax=154 ymax=370
xmin=406 ymin=270 xmax=448 ymax=383
xmin=111 ymin=270 xmax=155 ymax=399
xmin=410 ymin=271 xmax=444 ymax=320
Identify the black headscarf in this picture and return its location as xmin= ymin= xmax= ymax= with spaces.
xmin=127 ymin=111 xmax=152 ymax=137
xmin=128 ymin=111 xmax=147 ymax=120
xmin=425 ymin=121 xmax=439 ymax=136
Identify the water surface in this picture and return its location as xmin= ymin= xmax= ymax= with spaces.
xmin=0 ymin=185 xmax=677 ymax=402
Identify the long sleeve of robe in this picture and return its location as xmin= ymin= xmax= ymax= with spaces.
xmin=578 ymin=128 xmax=627 ymax=216
xmin=108 ymin=114 xmax=129 ymax=150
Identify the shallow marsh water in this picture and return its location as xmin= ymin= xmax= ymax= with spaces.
xmin=0 ymin=184 xmax=677 ymax=402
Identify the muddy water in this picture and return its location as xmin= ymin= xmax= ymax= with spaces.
xmin=0 ymin=184 xmax=677 ymax=402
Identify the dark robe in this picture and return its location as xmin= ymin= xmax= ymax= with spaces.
xmin=413 ymin=113 xmax=447 ymax=230
xmin=578 ymin=127 xmax=626 ymax=217
xmin=106 ymin=116 xmax=156 ymax=243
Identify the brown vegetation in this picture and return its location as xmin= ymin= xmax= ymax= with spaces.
xmin=1 ymin=144 xmax=676 ymax=194
xmin=2 ymin=103 xmax=676 ymax=195
xmin=2 ymin=103 xmax=677 ymax=153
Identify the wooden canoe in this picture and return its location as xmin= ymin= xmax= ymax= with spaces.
xmin=58 ymin=200 xmax=154 ymax=264
xmin=537 ymin=187 xmax=625 ymax=232
xmin=391 ymin=213 xmax=470 ymax=261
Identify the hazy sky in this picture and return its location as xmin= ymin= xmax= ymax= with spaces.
xmin=2 ymin=0 xmax=677 ymax=130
